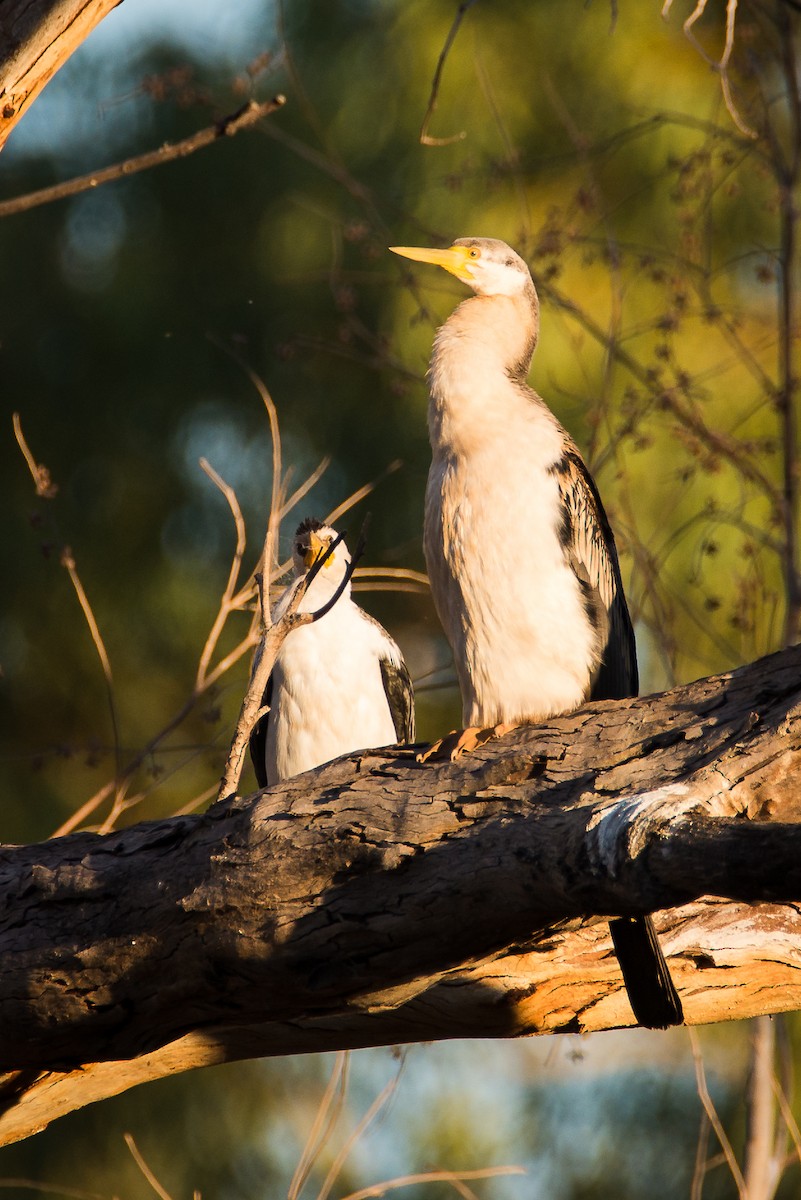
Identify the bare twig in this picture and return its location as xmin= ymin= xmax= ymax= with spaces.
xmin=325 ymin=461 xmax=402 ymax=528
xmin=744 ymin=1016 xmax=782 ymax=1200
xmin=689 ymin=1029 xmax=747 ymax=1198
xmin=353 ymin=566 xmax=429 ymax=594
xmin=14 ymin=414 xmax=123 ymax=794
xmin=12 ymin=414 xmax=58 ymax=498
xmin=0 ymin=98 xmax=286 ymax=220
xmin=124 ymin=1133 xmax=176 ymax=1200
xmin=195 ymin=458 xmax=248 ymax=690
xmin=194 ymin=456 xmax=247 ymax=686
xmin=287 ymin=1053 xmax=350 ymax=1200
xmin=691 ymin=1108 xmax=713 ymax=1200
xmin=772 ymin=1075 xmax=801 ymax=1168
xmin=419 ymin=0 xmax=479 ymax=146
xmin=340 ymin=1166 xmax=526 ymax=1200
xmin=661 ymin=0 xmax=756 ymax=137
xmin=281 ymin=457 xmax=332 ymax=518
xmin=207 ymin=339 xmax=285 ymax=618
xmin=316 ymin=1072 xmax=403 ymax=1200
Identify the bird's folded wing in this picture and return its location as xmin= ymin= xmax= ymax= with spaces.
xmin=249 ymin=674 xmax=274 ymax=789
xmin=379 ymin=655 xmax=416 ymax=744
xmin=552 ymin=447 xmax=639 ymax=701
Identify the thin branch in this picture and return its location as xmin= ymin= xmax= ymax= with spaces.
xmin=12 ymin=414 xmax=58 ymax=498
xmin=662 ymin=0 xmax=757 ymax=137
xmin=124 ymin=1133 xmax=176 ymax=1200
xmin=170 ymin=784 xmax=219 ymax=817
xmin=744 ymin=1016 xmax=781 ymax=1200
xmin=281 ymin=456 xmax=332 ymax=518
xmin=195 ymin=457 xmax=248 ymax=690
xmin=316 ymin=1073 xmax=402 ymax=1200
xmin=207 ymin=338 xmax=284 ymax=621
xmin=58 ymin=550 xmax=114 ymax=694
xmin=419 ymin=0 xmax=479 ymax=146
xmin=287 ymin=1053 xmax=350 ymax=1200
xmin=325 ymin=461 xmax=402 ymax=528
xmin=353 ymin=566 xmax=430 ymax=593
xmin=0 ymin=98 xmax=286 ymax=220
xmin=689 ymin=1029 xmax=747 ymax=1199
xmin=340 ymin=1167 xmax=526 ymax=1200
xmin=772 ymin=1076 xmax=801 ymax=1168
xmin=691 ymin=1108 xmax=713 ymax=1200
xmin=14 ymin=415 xmax=123 ymax=796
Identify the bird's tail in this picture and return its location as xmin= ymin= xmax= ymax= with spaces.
xmin=609 ymin=914 xmax=683 ymax=1030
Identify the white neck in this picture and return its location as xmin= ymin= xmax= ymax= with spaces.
xmin=427 ymin=292 xmax=546 ymax=456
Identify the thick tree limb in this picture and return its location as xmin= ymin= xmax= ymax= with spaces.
xmin=2 ymin=644 xmax=801 ymax=1145
xmin=0 ymin=0 xmax=120 ymax=151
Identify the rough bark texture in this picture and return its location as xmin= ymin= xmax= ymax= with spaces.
xmin=2 ymin=644 xmax=801 ymax=1145
xmin=0 ymin=0 xmax=120 ymax=150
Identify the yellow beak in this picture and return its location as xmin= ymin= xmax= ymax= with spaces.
xmin=304 ymin=531 xmax=333 ymax=570
xmin=389 ymin=244 xmax=476 ymax=285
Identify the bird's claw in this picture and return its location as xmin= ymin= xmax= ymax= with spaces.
xmin=416 ymin=722 xmax=519 ymax=763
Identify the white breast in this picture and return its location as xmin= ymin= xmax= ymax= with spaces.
xmin=264 ymin=600 xmax=399 ymax=785
xmin=425 ymin=382 xmax=597 ymax=727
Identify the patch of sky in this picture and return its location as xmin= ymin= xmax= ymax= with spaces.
xmin=524 ymin=1065 xmax=707 ymax=1199
xmin=5 ymin=0 xmax=276 ymax=165
xmin=169 ymin=398 xmax=348 ymax=571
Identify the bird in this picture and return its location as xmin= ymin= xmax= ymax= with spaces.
xmin=249 ymin=517 xmax=415 ymax=787
xmin=389 ymin=236 xmax=683 ymax=1030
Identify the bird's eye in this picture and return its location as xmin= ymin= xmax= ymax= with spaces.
xmin=469 ymin=248 xmax=480 ymax=259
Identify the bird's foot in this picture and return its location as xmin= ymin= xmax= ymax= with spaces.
xmin=417 ymin=722 xmax=519 ymax=763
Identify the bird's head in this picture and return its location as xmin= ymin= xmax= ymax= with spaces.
xmin=390 ymin=237 xmax=533 ymax=298
xmin=292 ymin=517 xmax=351 ymax=590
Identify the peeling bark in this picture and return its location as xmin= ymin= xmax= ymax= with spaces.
xmin=1 ymin=644 xmax=801 ymax=1145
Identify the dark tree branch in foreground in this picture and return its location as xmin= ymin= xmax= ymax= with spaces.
xmin=2 ymin=645 xmax=801 ymax=1145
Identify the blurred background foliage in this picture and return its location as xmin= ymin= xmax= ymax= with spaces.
xmin=1 ymin=0 xmax=800 ymax=1196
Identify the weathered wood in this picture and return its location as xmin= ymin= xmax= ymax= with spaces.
xmin=1 ymin=643 xmax=801 ymax=1144
xmin=0 ymin=0 xmax=120 ymax=150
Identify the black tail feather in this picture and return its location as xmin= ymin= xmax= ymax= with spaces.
xmin=609 ymin=914 xmax=683 ymax=1030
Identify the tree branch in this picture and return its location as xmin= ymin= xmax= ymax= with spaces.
xmin=0 ymin=97 xmax=286 ymax=218
xmin=1 ymin=644 xmax=801 ymax=1144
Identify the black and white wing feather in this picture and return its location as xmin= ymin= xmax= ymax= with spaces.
xmin=379 ymin=656 xmax=416 ymax=743
xmin=552 ymin=447 xmax=638 ymax=701
xmin=358 ymin=609 xmax=415 ymax=744
xmin=249 ymin=674 xmax=273 ymax=789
